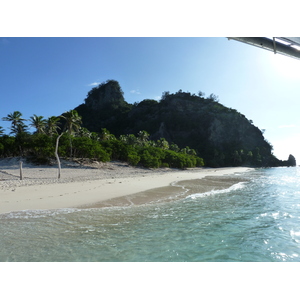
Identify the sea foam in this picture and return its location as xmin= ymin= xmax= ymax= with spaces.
xmin=186 ymin=181 xmax=246 ymax=200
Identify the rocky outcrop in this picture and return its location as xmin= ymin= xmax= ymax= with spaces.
xmin=287 ymin=154 xmax=296 ymax=166
xmin=73 ymin=80 xmax=292 ymax=167
xmin=84 ymin=80 xmax=126 ymax=110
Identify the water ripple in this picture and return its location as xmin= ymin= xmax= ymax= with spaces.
xmin=1 ymin=168 xmax=300 ymax=261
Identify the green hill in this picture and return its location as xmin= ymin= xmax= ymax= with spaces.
xmin=74 ymin=80 xmax=293 ymax=167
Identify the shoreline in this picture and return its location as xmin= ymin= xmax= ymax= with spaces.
xmin=79 ymin=175 xmax=249 ymax=210
xmin=0 ymin=158 xmax=252 ymax=215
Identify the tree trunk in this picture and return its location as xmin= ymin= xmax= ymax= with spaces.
xmin=69 ymin=134 xmax=73 ymax=160
xmin=55 ymin=133 xmax=64 ymax=179
xmin=19 ymin=159 xmax=23 ymax=180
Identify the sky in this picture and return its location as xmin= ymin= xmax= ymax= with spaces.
xmin=1 ymin=1 xmax=299 ymax=296
xmin=1 ymin=36 xmax=300 ymax=162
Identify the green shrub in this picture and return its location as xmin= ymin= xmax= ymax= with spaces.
xmin=127 ymin=154 xmax=140 ymax=166
xmin=73 ymin=137 xmax=110 ymax=161
xmin=196 ymin=157 xmax=205 ymax=167
xmin=161 ymin=162 xmax=169 ymax=168
xmin=0 ymin=136 xmax=18 ymax=156
xmin=140 ymin=150 xmax=160 ymax=168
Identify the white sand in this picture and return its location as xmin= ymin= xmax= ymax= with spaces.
xmin=0 ymin=157 xmax=252 ymax=214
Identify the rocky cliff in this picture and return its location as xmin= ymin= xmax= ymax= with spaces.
xmin=73 ymin=80 xmax=292 ymax=167
xmin=85 ymin=80 xmax=127 ymax=110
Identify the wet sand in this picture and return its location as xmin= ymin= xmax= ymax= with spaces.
xmin=0 ymin=157 xmax=252 ymax=214
xmin=81 ymin=176 xmax=247 ymax=209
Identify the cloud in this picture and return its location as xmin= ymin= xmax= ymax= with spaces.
xmin=130 ymin=89 xmax=141 ymax=95
xmin=87 ymin=82 xmax=101 ymax=86
xmin=154 ymin=96 xmax=161 ymax=100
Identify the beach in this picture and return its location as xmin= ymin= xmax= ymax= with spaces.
xmin=0 ymin=157 xmax=252 ymax=215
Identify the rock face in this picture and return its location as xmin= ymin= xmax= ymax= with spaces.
xmin=84 ymin=80 xmax=126 ymax=110
xmin=287 ymin=154 xmax=296 ymax=166
xmin=75 ymin=80 xmax=132 ymax=133
xmin=74 ymin=80 xmax=290 ymax=167
xmin=125 ymin=92 xmax=277 ymax=167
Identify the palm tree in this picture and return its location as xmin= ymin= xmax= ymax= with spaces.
xmin=46 ymin=116 xmax=61 ymax=136
xmin=60 ymin=110 xmax=82 ymax=158
xmin=10 ymin=123 xmax=28 ymax=136
xmin=29 ymin=114 xmax=47 ymax=134
xmin=77 ymin=127 xmax=92 ymax=138
xmin=0 ymin=126 xmax=5 ymax=136
xmin=54 ymin=110 xmax=82 ymax=179
xmin=55 ymin=131 xmax=64 ymax=179
xmin=60 ymin=110 xmax=82 ymax=135
xmin=2 ymin=111 xmax=28 ymax=136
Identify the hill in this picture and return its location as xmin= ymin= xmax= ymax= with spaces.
xmin=74 ymin=80 xmax=294 ymax=167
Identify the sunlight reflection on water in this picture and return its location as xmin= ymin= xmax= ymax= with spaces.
xmin=1 ymin=168 xmax=300 ymax=261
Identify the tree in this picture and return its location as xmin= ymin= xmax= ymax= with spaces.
xmin=100 ymin=128 xmax=115 ymax=141
xmin=2 ymin=111 xmax=29 ymax=157
xmin=161 ymin=91 xmax=170 ymax=101
xmin=0 ymin=126 xmax=5 ymax=136
xmin=198 ymin=91 xmax=205 ymax=97
xmin=169 ymin=143 xmax=180 ymax=152
xmin=77 ymin=127 xmax=92 ymax=138
xmin=253 ymin=147 xmax=262 ymax=166
xmin=61 ymin=110 xmax=82 ymax=135
xmin=46 ymin=116 xmax=61 ymax=136
xmin=156 ymin=138 xmax=169 ymax=150
xmin=137 ymin=130 xmax=149 ymax=146
xmin=54 ymin=110 xmax=82 ymax=179
xmin=55 ymin=132 xmax=64 ymax=179
xmin=208 ymin=93 xmax=219 ymax=102
xmin=180 ymin=146 xmax=197 ymax=156
xmin=60 ymin=110 xmax=82 ymax=158
xmin=119 ymin=134 xmax=137 ymax=146
xmin=232 ymin=150 xmax=242 ymax=165
xmin=10 ymin=123 xmax=28 ymax=136
xmin=246 ymin=151 xmax=253 ymax=164
xmin=29 ymin=114 xmax=47 ymax=134
xmin=2 ymin=111 xmax=28 ymax=136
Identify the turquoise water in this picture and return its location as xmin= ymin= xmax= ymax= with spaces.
xmin=1 ymin=167 xmax=300 ymax=262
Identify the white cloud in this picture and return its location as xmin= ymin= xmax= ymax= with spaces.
xmin=87 ymin=82 xmax=101 ymax=86
xmin=130 ymin=89 xmax=141 ymax=95
xmin=154 ymin=96 xmax=161 ymax=100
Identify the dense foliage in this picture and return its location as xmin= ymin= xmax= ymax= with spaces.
xmin=1 ymin=80 xmax=296 ymax=168
xmin=72 ymin=81 xmax=294 ymax=167
xmin=0 ymin=111 xmax=204 ymax=169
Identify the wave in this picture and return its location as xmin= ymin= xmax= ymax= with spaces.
xmin=186 ymin=181 xmax=246 ymax=200
xmin=0 ymin=207 xmax=82 ymax=219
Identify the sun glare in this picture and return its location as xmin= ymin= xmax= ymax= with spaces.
xmin=271 ymin=53 xmax=300 ymax=79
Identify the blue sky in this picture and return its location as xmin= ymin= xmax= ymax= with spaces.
xmin=1 ymin=37 xmax=300 ymax=161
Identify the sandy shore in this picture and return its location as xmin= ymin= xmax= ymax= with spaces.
xmin=0 ymin=157 xmax=252 ymax=214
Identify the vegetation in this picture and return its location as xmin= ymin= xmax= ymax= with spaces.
xmin=73 ymin=81 xmax=291 ymax=167
xmin=2 ymin=111 xmax=28 ymax=136
xmin=0 ymin=110 xmax=204 ymax=170
xmin=1 ymin=80 xmax=295 ymax=169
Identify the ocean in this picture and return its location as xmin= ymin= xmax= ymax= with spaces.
xmin=1 ymin=167 xmax=300 ymax=262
